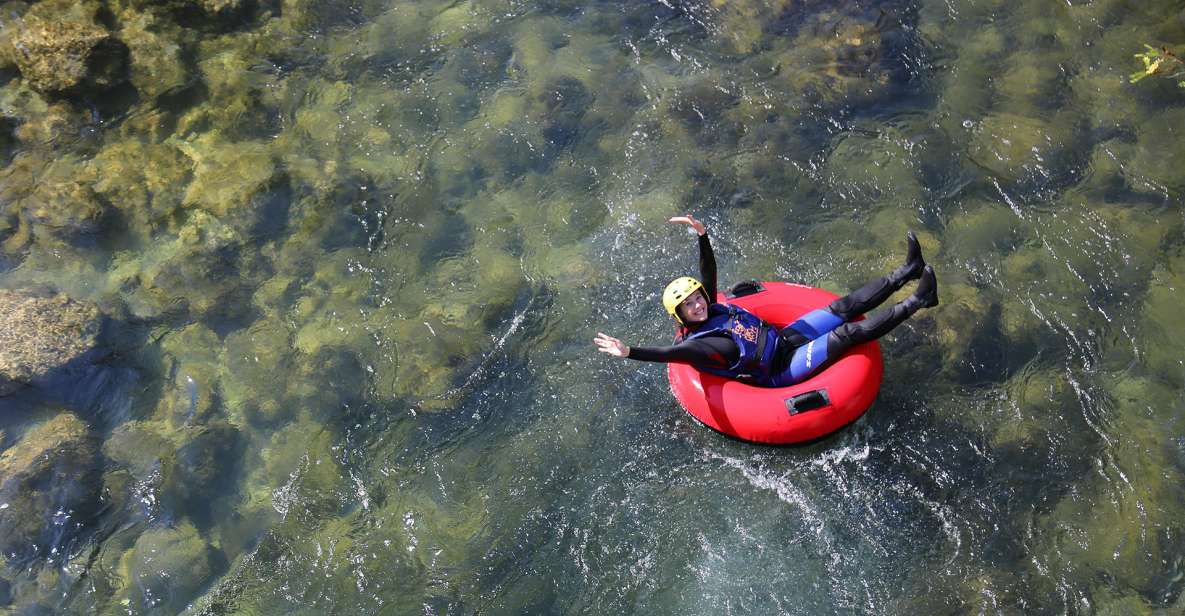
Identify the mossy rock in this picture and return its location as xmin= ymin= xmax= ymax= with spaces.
xmin=167 ymin=421 xmax=245 ymax=520
xmin=250 ymin=415 xmax=348 ymax=523
xmin=1082 ymin=139 xmax=1135 ymax=195
xmin=1042 ymin=391 xmax=1185 ymax=600
xmin=220 ymin=317 xmax=295 ymax=426
xmin=1128 ymin=108 xmax=1185 ymax=197
xmin=990 ymin=366 xmax=1076 ymax=448
xmin=90 ymin=139 xmax=193 ymax=227
xmin=824 ymin=128 xmax=925 ymax=206
xmin=995 ymin=54 xmax=1067 ymax=111
xmin=968 ymin=112 xmax=1072 ymax=184
xmin=289 ymin=345 xmax=367 ymax=419
xmin=929 ymin=279 xmax=998 ymax=379
xmin=291 ymin=249 xmax=373 ymax=356
xmin=943 ymin=200 xmax=1028 ymax=260
xmin=0 ymin=288 xmax=101 ymax=395
xmin=0 ymin=156 xmax=109 ymax=251
xmin=0 ymin=85 xmax=90 ymax=150
xmin=0 ymin=410 xmax=99 ymax=561
xmin=115 ymin=208 xmax=252 ymax=320
xmin=102 ymin=420 xmax=176 ymax=480
xmin=176 ymin=134 xmax=278 ymax=218
xmin=9 ymin=5 xmax=128 ymax=95
xmin=1140 ymin=254 xmax=1185 ymax=387
xmin=116 ymin=522 xmax=219 ymax=615
xmin=175 ymin=41 xmax=279 ymax=138
xmin=118 ymin=10 xmax=190 ymax=101
xmin=769 ymin=11 xmax=891 ymax=108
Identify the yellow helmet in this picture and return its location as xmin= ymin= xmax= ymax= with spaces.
xmin=663 ymin=276 xmax=704 ymax=324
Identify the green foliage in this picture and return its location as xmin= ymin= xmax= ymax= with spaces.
xmin=1130 ymin=44 xmax=1185 ymax=87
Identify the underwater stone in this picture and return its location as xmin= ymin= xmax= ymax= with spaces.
xmin=177 ymin=134 xmax=277 ymax=218
xmin=0 ymin=154 xmax=109 ymax=252
xmin=1140 ymin=254 xmax=1185 ymax=388
xmin=19 ymin=164 xmax=109 ymax=239
xmin=90 ymin=140 xmax=193 ymax=227
xmin=1128 ymin=108 xmax=1185 ymax=196
xmin=0 ymin=411 xmax=99 ymax=561
xmin=162 ymin=421 xmax=243 ymax=524
xmin=119 ymin=10 xmax=189 ymax=101
xmin=102 ymin=421 xmax=176 ymax=481
xmin=10 ymin=10 xmax=127 ymax=95
xmin=117 ymin=521 xmax=218 ymax=614
xmin=769 ymin=11 xmax=890 ymax=109
xmin=220 ymin=317 xmax=295 ymax=426
xmin=930 ymin=279 xmax=997 ymax=379
xmin=995 ymin=54 xmax=1065 ymax=111
xmin=0 ymin=83 xmax=90 ymax=150
xmin=967 ymin=113 xmax=1073 ymax=184
xmin=0 ymin=289 xmax=101 ymax=396
xmin=943 ymin=201 xmax=1027 ymax=261
xmin=111 ymin=208 xmax=255 ymax=320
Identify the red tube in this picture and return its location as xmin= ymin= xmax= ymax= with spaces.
xmin=667 ymin=282 xmax=883 ymax=444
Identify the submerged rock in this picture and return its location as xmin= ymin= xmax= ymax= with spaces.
xmin=119 ymin=10 xmax=190 ymax=101
xmin=10 ymin=9 xmax=128 ymax=95
xmin=0 ymin=289 xmax=101 ymax=396
xmin=89 ymin=139 xmax=193 ymax=229
xmin=0 ymin=85 xmax=91 ymax=150
xmin=0 ymin=410 xmax=100 ymax=561
xmin=0 ymin=155 xmax=112 ymax=255
xmin=117 ymin=522 xmax=219 ymax=614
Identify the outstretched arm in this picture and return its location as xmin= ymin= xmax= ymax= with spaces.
xmin=669 ymin=215 xmax=716 ymax=304
xmin=594 ymin=332 xmax=737 ymax=369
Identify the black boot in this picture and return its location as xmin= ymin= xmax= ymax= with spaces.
xmin=889 ymin=231 xmax=926 ymax=286
xmin=902 ymin=265 xmax=939 ymax=313
xmin=826 ymin=265 xmax=938 ymax=356
xmin=828 ymin=232 xmax=927 ymax=320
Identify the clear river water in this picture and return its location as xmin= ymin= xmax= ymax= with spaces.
xmin=1 ymin=0 xmax=1185 ymax=614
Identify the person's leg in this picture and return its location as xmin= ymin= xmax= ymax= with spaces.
xmin=826 ymin=264 xmax=939 ymax=357
xmin=826 ymin=231 xmax=926 ymax=321
xmin=768 ymin=265 xmax=939 ymax=388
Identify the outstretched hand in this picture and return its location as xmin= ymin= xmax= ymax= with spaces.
xmin=669 ymin=215 xmax=706 ymax=236
xmin=594 ymin=332 xmax=629 ymax=358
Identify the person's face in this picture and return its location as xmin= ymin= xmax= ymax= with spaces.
xmin=677 ymin=290 xmax=709 ymax=325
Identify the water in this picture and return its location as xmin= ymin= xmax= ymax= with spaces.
xmin=1 ymin=0 xmax=1184 ymax=613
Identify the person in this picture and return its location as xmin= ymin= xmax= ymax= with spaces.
xmin=593 ymin=215 xmax=938 ymax=387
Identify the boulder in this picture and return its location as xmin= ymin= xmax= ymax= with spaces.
xmin=117 ymin=522 xmax=218 ymax=614
xmin=119 ymin=10 xmax=189 ymax=101
xmin=0 ymin=411 xmax=99 ymax=561
xmin=0 ymin=289 xmax=101 ymax=396
xmin=10 ymin=13 xmax=127 ymax=95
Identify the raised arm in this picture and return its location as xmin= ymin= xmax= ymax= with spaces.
xmin=669 ymin=215 xmax=716 ymax=304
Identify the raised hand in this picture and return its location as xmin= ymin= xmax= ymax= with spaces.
xmin=594 ymin=332 xmax=630 ymax=358
xmin=668 ymin=215 xmax=706 ymax=236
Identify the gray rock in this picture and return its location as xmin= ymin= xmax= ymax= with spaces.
xmin=0 ymin=289 xmax=101 ymax=396
xmin=0 ymin=411 xmax=99 ymax=561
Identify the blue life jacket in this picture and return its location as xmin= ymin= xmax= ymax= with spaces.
xmin=683 ymin=304 xmax=781 ymax=384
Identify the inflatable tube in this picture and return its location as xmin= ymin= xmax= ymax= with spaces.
xmin=667 ymin=282 xmax=883 ymax=445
